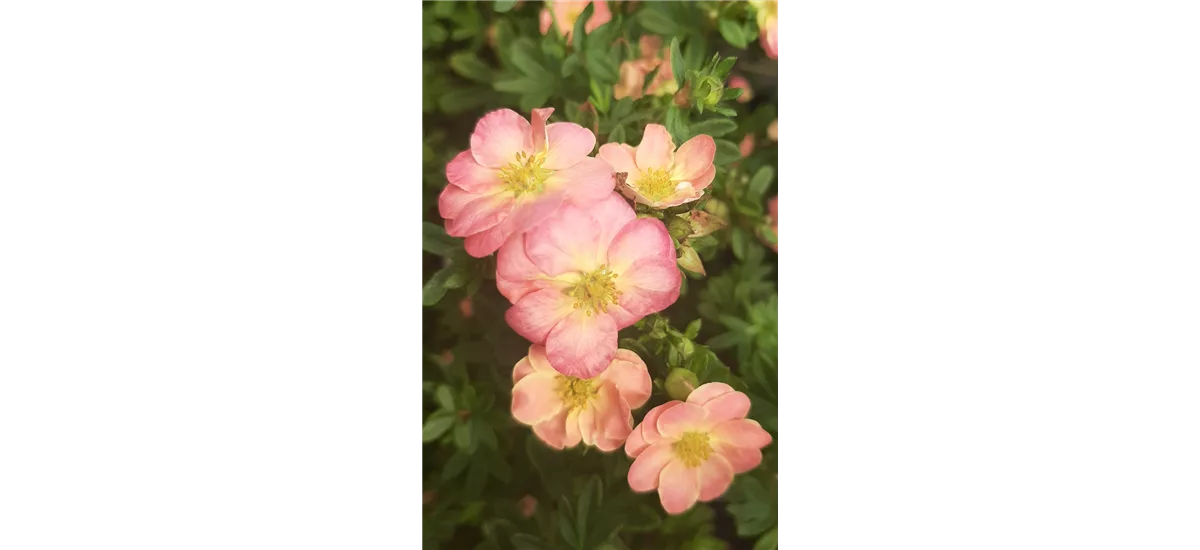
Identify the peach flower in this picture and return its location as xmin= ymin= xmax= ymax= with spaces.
xmin=739 ymin=133 xmax=756 ymax=159
xmin=750 ymin=1 xmax=778 ymax=60
xmin=439 ymin=108 xmax=614 ymax=257
xmin=598 ymin=125 xmax=716 ymax=209
xmin=625 ymin=383 xmax=772 ymax=515
xmin=497 ymin=192 xmax=681 ymax=377
xmin=767 ymin=119 xmax=778 ymax=142
xmin=727 ymin=74 xmax=753 ymax=104
xmin=613 ymin=35 xmax=678 ymax=100
xmin=512 ymin=345 xmax=652 ymax=451
xmin=539 ymin=1 xmax=611 ymax=42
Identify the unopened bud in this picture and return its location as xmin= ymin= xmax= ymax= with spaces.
xmin=667 ymin=215 xmax=692 ymax=240
xmin=665 ymin=368 xmax=700 ymax=400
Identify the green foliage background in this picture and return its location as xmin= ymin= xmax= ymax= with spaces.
xmin=422 ymin=2 xmax=778 ymax=548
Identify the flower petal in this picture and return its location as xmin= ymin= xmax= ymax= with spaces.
xmin=713 ymin=441 xmax=763 ymax=474
xmin=446 ymin=150 xmax=504 ymax=194
xmin=545 ymin=310 xmax=618 ymax=378
xmin=710 ymin=418 xmax=773 ymax=449
xmin=607 ymin=217 xmax=675 ymax=274
xmin=696 ymin=454 xmax=735 ymax=502
xmin=444 ymin=192 xmax=512 ymax=238
xmin=686 ymin=382 xmax=735 ymax=406
xmin=511 ymin=372 xmax=564 ymax=425
xmin=532 ymin=409 xmax=569 ymax=450
xmin=700 ymin=390 xmax=752 ymax=426
xmin=657 ymin=460 xmax=700 ymax=515
xmin=627 ymin=442 xmax=674 ymax=492
xmin=543 ymin=122 xmax=596 ymax=170
xmin=686 ymin=164 xmax=717 ymax=192
xmin=591 ymin=383 xmax=633 ymax=448
xmin=626 ymin=401 xmax=680 ymax=457
xmin=513 ymin=356 xmax=535 ymax=383
xmin=437 ymin=183 xmax=480 ymax=221
xmin=464 ymin=189 xmax=568 ymax=258
xmin=601 ymin=349 xmax=652 ymax=409
xmin=613 ymin=257 xmax=681 ymax=319
xmin=514 ymin=345 xmax=557 ymax=383
xmin=636 ymin=124 xmax=675 ymax=170
xmin=671 ymin=134 xmax=716 ymax=182
xmin=577 ymin=402 xmax=596 ymax=446
xmin=563 ymin=409 xmax=583 ymax=448
xmin=470 ymin=109 xmax=532 ymax=168
xmin=505 ymin=288 xmax=574 ymax=343
xmin=598 ymin=143 xmax=643 ymax=183
xmin=530 ymin=107 xmax=554 ymax=153
xmin=656 ymin=402 xmax=707 ymax=439
xmin=550 ymin=157 xmax=617 ymax=204
xmin=497 ymin=233 xmax=553 ymax=303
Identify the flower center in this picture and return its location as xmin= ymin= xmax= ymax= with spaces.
xmin=500 ymin=151 xmax=549 ymax=196
xmin=673 ymin=431 xmax=713 ymax=468
xmin=634 ymin=167 xmax=678 ymax=201
xmin=568 ymin=265 xmax=621 ymax=316
xmin=555 ymin=375 xmax=597 ymax=410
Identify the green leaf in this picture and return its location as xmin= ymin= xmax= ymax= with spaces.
xmin=588 ymin=78 xmax=611 ymax=114
xmin=639 ymin=8 xmax=679 ymax=35
xmin=561 ymin=54 xmax=582 ymax=78
xmin=435 ymin=386 xmax=455 ymax=410
xmin=422 ymin=410 xmax=455 ymax=442
xmin=576 ymin=478 xmax=595 ymax=545
xmin=448 ymin=51 xmax=493 ymax=83
xmin=557 ymin=498 xmax=578 ymax=548
xmin=714 ymin=56 xmax=737 ymax=78
xmin=726 ymin=476 xmax=776 ymax=537
xmin=572 ymin=2 xmax=592 ymax=52
xmin=641 ymin=65 xmax=661 ymax=94
xmin=443 ymin=267 xmax=471 ymax=289
xmin=714 ymin=138 xmax=742 ymax=166
xmin=494 ymin=76 xmax=544 ymax=94
xmin=585 ymin=47 xmax=618 ymax=85
xmin=422 ymin=222 xmax=460 ymax=257
xmin=718 ymin=17 xmax=750 ymax=48
xmin=731 ymin=227 xmax=750 ymax=260
xmin=749 ymin=166 xmax=775 ymax=200
xmin=722 ymin=87 xmax=745 ymax=101
xmin=684 ymin=318 xmax=703 ymax=339
xmin=510 ymin=534 xmax=547 ymax=550
xmin=669 ymin=37 xmax=685 ymax=89
xmin=688 ymin=118 xmax=738 ymax=138
xmin=453 ymin=420 xmax=473 ymax=450
xmin=441 ymin=450 xmax=470 ymax=479
xmin=422 ymin=267 xmax=454 ymax=306
xmin=665 ymin=106 xmax=688 ymax=145
xmin=437 ymin=88 xmax=487 ymax=114
xmin=494 ymin=0 xmax=518 ymax=13
xmin=608 ymin=124 xmax=626 ymax=144
xmin=511 ymin=42 xmax=553 ymax=80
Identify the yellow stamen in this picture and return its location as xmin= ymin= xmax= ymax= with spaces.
xmin=568 ymin=265 xmax=621 ymax=316
xmin=673 ymin=431 xmax=713 ymax=468
xmin=556 ymin=375 xmax=597 ymax=411
xmin=500 ymin=151 xmax=549 ymax=196
xmin=633 ymin=167 xmax=677 ymax=202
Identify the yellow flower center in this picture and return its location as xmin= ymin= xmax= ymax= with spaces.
xmin=500 ymin=151 xmax=549 ymax=196
xmin=556 ymin=375 xmax=597 ymax=411
xmin=634 ymin=167 xmax=678 ymax=202
xmin=568 ymin=265 xmax=621 ymax=316
xmin=673 ymin=431 xmax=713 ymax=468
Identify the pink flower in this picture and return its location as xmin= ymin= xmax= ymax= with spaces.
xmin=512 ymin=344 xmax=652 ymax=451
xmin=739 ymin=133 xmax=756 ymax=159
xmin=539 ymin=1 xmax=612 ymax=42
xmin=751 ymin=1 xmax=778 ymax=59
xmin=497 ymin=192 xmax=681 ymax=377
xmin=598 ymin=124 xmax=716 ymax=209
xmin=727 ymin=74 xmax=753 ymax=104
xmin=624 ymin=383 xmax=772 ymax=515
xmin=613 ymin=35 xmax=678 ymax=100
xmin=439 ymin=108 xmax=614 ymax=257
xmin=518 ymin=495 xmax=538 ymax=518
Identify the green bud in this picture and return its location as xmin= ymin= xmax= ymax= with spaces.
xmin=665 ymin=368 xmax=700 ymax=400
xmin=667 ymin=215 xmax=692 ymax=240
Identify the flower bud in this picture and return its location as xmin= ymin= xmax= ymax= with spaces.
xmin=518 ymin=495 xmax=538 ymax=518
xmin=667 ymin=215 xmax=692 ymax=240
xmin=665 ymin=368 xmax=700 ymax=400
xmin=677 ymin=245 xmax=705 ymax=276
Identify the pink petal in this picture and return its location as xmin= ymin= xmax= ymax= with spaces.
xmin=671 ymin=134 xmax=716 ymax=181
xmin=496 ymin=233 xmax=553 ymax=303
xmin=577 ymin=403 xmax=596 ymax=446
xmin=626 ymin=401 xmax=680 ymax=457
xmin=532 ymin=409 xmax=569 ymax=450
xmin=550 ymin=157 xmax=617 ymax=204
xmin=444 ymin=193 xmax=512 ymax=237
xmin=585 ymin=0 xmax=612 ymax=32
xmin=635 ymin=124 xmax=675 ymax=170
xmin=505 ymin=288 xmax=574 ymax=343
xmin=605 ymin=303 xmax=643 ymax=331
xmin=597 ymin=143 xmax=643 ymax=183
xmin=543 ymin=122 xmax=596 ymax=170
xmin=713 ymin=441 xmax=763 ymax=474
xmin=591 ymin=383 xmax=632 ymax=446
xmin=464 ymin=189 xmax=568 ymax=258
xmin=686 ymin=382 xmax=735 ymax=406
xmin=696 ymin=454 xmax=735 ymax=502
xmin=687 ymin=164 xmax=717 ymax=192
xmin=523 ymin=202 xmax=606 ymax=275
xmin=563 ymin=409 xmax=583 ymax=448
xmin=710 ymin=418 xmax=773 ymax=449
xmin=511 ymin=372 xmax=564 ymax=425
xmin=656 ymin=402 xmax=707 ymax=439
xmin=446 ymin=150 xmax=505 ymax=194
xmin=539 ymin=8 xmax=552 ymax=35
xmin=545 ymin=310 xmax=618 ymax=378
xmin=530 ymin=107 xmax=554 ymax=153
xmin=657 ymin=460 xmax=700 ymax=515
xmin=470 ymin=109 xmax=532 ymax=168
xmin=513 ymin=356 xmax=534 ymax=383
xmin=515 ymin=344 xmax=556 ymax=382
xmin=601 ymin=349 xmax=652 ymax=409
xmin=613 ymin=257 xmax=681 ymax=319
xmin=437 ymin=183 xmax=479 ymax=222
xmin=700 ymin=391 xmax=751 ymax=426
xmin=627 ymin=442 xmax=674 ymax=492
xmin=607 ymin=217 xmax=675 ymax=274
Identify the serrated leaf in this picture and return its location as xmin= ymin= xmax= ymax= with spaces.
xmin=688 ymin=118 xmax=738 ymax=138
xmin=422 ymin=411 xmax=455 ymax=442
xmin=669 ymin=37 xmax=685 ymax=89
xmin=718 ymin=17 xmax=750 ymax=48
xmin=435 ymin=386 xmax=455 ymax=410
